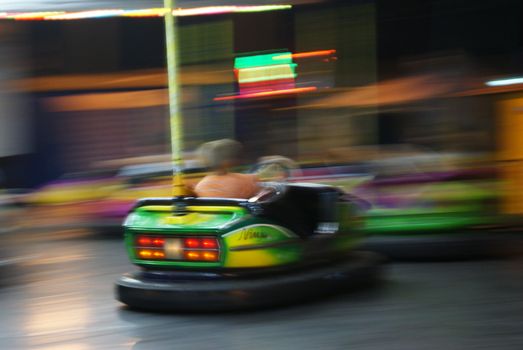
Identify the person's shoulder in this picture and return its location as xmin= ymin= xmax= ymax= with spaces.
xmin=233 ymin=173 xmax=258 ymax=181
xmin=195 ymin=174 xmax=218 ymax=186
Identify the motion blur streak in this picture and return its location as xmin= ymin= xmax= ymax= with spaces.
xmin=0 ymin=5 xmax=293 ymax=21
xmin=273 ymin=49 xmax=337 ymax=60
xmin=121 ymin=8 xmax=169 ymax=17
xmin=213 ymin=86 xmax=317 ymax=101
xmin=44 ymin=9 xmax=126 ymax=20
xmin=8 ymin=12 xmax=64 ymax=20
xmin=486 ymin=77 xmax=523 ymax=87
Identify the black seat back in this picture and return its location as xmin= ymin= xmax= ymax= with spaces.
xmin=260 ymin=183 xmax=342 ymax=237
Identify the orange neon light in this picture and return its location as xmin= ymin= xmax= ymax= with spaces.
xmin=273 ymin=50 xmax=336 ymax=61
xmin=292 ymin=50 xmax=336 ymax=59
xmin=214 ymin=86 xmax=317 ymax=101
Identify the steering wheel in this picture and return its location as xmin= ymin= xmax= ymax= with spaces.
xmin=248 ymin=182 xmax=287 ymax=205
xmin=245 ymin=156 xmax=300 ymax=205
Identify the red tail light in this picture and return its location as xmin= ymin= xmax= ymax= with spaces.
xmin=201 ymin=238 xmax=218 ymax=249
xmin=137 ymin=236 xmax=165 ymax=248
xmin=184 ymin=238 xmax=200 ymax=248
xmin=135 ymin=235 xmax=219 ymax=262
xmin=151 ymin=238 xmax=165 ymax=247
xmin=137 ymin=236 xmax=152 ymax=246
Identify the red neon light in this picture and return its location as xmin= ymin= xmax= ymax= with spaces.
xmin=214 ymin=86 xmax=317 ymax=101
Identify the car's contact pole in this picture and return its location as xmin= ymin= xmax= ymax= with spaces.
xmin=164 ymin=0 xmax=187 ymax=197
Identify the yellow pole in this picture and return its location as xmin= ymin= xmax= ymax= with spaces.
xmin=163 ymin=0 xmax=187 ymax=197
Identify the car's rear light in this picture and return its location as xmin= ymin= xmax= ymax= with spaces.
xmin=184 ymin=250 xmax=219 ymax=262
xmin=185 ymin=250 xmax=201 ymax=260
xmin=202 ymin=250 xmax=219 ymax=261
xmin=135 ymin=235 xmax=219 ymax=262
xmin=137 ymin=236 xmax=165 ymax=247
xmin=137 ymin=249 xmax=165 ymax=259
xmin=184 ymin=238 xmax=200 ymax=248
xmin=137 ymin=236 xmax=152 ymax=246
xmin=201 ymin=238 xmax=218 ymax=249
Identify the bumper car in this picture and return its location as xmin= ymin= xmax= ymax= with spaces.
xmin=115 ymin=178 xmax=382 ymax=311
xmin=116 ymin=5 xmax=381 ymax=311
xmin=350 ymin=155 xmax=523 ymax=260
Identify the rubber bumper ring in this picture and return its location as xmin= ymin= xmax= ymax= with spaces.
xmin=115 ymin=251 xmax=383 ymax=312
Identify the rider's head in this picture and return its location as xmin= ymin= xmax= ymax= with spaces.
xmin=198 ymin=139 xmax=243 ymax=173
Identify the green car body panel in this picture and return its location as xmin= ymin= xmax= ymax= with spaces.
xmin=123 ymin=200 xmax=362 ymax=270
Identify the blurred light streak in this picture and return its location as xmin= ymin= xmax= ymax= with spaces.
xmin=309 ymin=75 xmax=451 ymax=108
xmin=486 ymin=77 xmax=523 ymax=87
xmin=174 ymin=6 xmax=238 ymax=16
xmin=177 ymin=6 xmax=237 ymax=16
xmin=273 ymin=49 xmax=337 ymax=60
xmin=234 ymin=5 xmax=292 ymax=13
xmin=239 ymin=79 xmax=296 ymax=93
xmin=45 ymin=9 xmax=125 ymax=20
xmin=0 ymin=5 xmax=292 ymax=21
xmin=174 ymin=5 xmax=292 ymax=16
xmin=9 ymin=67 xmax=233 ymax=92
xmin=213 ymin=86 xmax=317 ymax=101
xmin=8 ymin=11 xmax=64 ymax=20
xmin=45 ymin=90 xmax=171 ymax=112
xmin=122 ymin=8 xmax=168 ymax=17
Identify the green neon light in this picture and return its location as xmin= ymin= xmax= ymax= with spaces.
xmin=234 ymin=52 xmax=292 ymax=69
